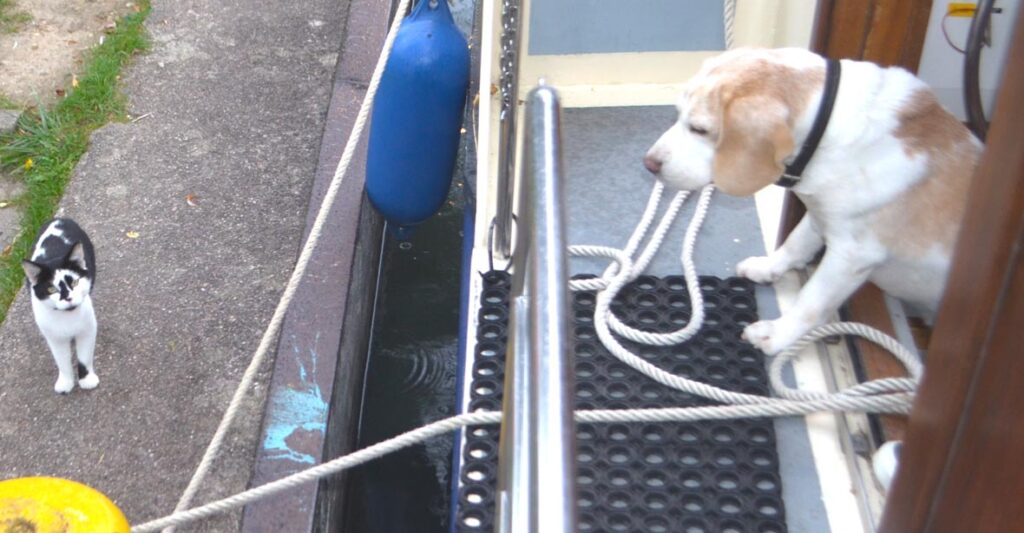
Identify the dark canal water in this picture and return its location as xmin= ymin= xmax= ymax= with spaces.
xmin=342 ymin=190 xmax=466 ymax=533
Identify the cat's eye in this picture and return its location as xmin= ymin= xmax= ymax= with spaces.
xmin=46 ymin=286 xmax=57 ymax=295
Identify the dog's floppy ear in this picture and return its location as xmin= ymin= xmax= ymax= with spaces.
xmin=712 ymin=95 xmax=795 ymax=196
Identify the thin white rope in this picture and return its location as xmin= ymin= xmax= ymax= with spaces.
xmin=568 ymin=181 xmax=673 ymax=292
xmin=770 ymin=322 xmax=922 ymax=402
xmin=604 ymin=184 xmax=711 ymax=346
xmin=132 ymin=392 xmax=915 ymax=532
xmin=724 ymin=0 xmax=738 ymax=49
xmin=163 ymin=0 xmax=414 ymax=529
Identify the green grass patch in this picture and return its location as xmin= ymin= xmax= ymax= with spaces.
xmin=0 ymin=0 xmax=31 ymax=34
xmin=0 ymin=1 xmax=150 ymax=322
xmin=0 ymin=93 xmax=20 ymax=110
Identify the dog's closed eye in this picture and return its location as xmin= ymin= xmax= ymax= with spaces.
xmin=688 ymin=124 xmax=709 ymax=136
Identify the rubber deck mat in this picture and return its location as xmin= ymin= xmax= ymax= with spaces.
xmin=455 ymin=271 xmax=787 ymax=533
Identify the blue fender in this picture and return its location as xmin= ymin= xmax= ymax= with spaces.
xmin=366 ymin=0 xmax=470 ymax=238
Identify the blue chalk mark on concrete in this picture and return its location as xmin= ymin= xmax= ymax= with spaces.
xmin=263 ymin=334 xmax=328 ymax=465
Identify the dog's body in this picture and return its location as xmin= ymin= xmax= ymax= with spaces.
xmin=644 ymin=48 xmax=980 ymax=354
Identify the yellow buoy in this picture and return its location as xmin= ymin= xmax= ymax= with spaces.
xmin=0 ymin=477 xmax=129 ymax=533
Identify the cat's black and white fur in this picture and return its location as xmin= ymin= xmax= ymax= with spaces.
xmin=21 ymin=218 xmax=98 ymax=394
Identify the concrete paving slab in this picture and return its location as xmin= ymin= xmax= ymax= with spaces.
xmin=0 ymin=0 xmax=348 ymax=530
xmin=0 ymin=110 xmax=17 ymax=135
xmin=239 ymin=0 xmax=387 ymax=528
xmin=0 ymin=176 xmax=25 ymax=250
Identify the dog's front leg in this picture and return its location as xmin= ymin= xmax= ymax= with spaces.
xmin=742 ymin=243 xmax=881 ymax=354
xmin=737 ymin=214 xmax=824 ymax=283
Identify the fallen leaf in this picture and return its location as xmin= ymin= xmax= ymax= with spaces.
xmin=67 ymin=39 xmax=78 ymax=45
xmin=185 ymin=194 xmax=199 ymax=207
xmin=1 ymin=245 xmax=11 ymax=257
xmin=72 ymin=75 xmax=79 ymax=88
xmin=126 ymin=231 xmax=140 ymax=239
xmin=24 ymin=159 xmax=33 ymax=170
xmin=0 ymin=202 xmax=9 ymax=208
xmin=55 ymin=88 xmax=65 ymax=97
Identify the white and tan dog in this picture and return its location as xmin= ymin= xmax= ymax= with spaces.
xmin=643 ymin=48 xmax=981 ymax=354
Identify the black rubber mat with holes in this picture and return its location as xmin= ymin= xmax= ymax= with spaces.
xmin=455 ymin=271 xmax=787 ymax=533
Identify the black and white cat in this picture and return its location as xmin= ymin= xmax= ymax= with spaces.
xmin=21 ymin=218 xmax=98 ymax=394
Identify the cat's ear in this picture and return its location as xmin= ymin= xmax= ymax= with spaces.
xmin=22 ymin=261 xmax=42 ymax=285
xmin=67 ymin=243 xmax=87 ymax=271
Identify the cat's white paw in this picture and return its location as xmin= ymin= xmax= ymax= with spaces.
xmin=54 ymin=376 xmax=75 ymax=394
xmin=79 ymin=372 xmax=99 ymax=390
xmin=736 ymin=255 xmax=787 ymax=284
xmin=742 ymin=319 xmax=806 ymax=355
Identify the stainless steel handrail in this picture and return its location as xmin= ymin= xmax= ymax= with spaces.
xmin=495 ymin=85 xmax=577 ymax=533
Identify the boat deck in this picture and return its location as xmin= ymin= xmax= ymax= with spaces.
xmin=453 ymin=105 xmax=848 ymax=532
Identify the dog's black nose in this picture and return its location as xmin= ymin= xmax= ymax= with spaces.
xmin=643 ymin=153 xmax=662 ymax=174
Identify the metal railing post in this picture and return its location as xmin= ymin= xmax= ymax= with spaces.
xmin=495 ymin=84 xmax=577 ymax=533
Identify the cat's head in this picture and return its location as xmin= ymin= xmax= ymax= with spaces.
xmin=22 ymin=243 xmax=92 ymax=311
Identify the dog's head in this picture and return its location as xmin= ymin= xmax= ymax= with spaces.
xmin=643 ymin=49 xmax=825 ymax=196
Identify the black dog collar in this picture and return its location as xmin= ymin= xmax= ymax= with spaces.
xmin=776 ymin=59 xmax=841 ymax=188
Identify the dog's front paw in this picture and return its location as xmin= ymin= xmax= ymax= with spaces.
xmin=54 ymin=375 xmax=75 ymax=394
xmin=742 ymin=319 xmax=806 ymax=355
xmin=736 ymin=256 xmax=787 ymax=284
xmin=872 ymin=441 xmax=902 ymax=492
xmin=79 ymin=372 xmax=99 ymax=390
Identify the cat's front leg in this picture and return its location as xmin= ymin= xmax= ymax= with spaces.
xmin=75 ymin=314 xmax=99 ymax=390
xmin=45 ymin=338 xmax=76 ymax=394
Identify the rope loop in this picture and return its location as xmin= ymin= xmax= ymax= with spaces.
xmin=564 ymin=183 xmax=918 ymax=416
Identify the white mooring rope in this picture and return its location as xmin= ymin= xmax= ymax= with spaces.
xmin=724 ymin=0 xmax=737 ymax=50
xmin=139 ymin=1 xmax=920 ymax=530
xmin=160 ymin=0 xmax=414 ymax=529
xmin=133 ymin=396 xmax=914 ymax=532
